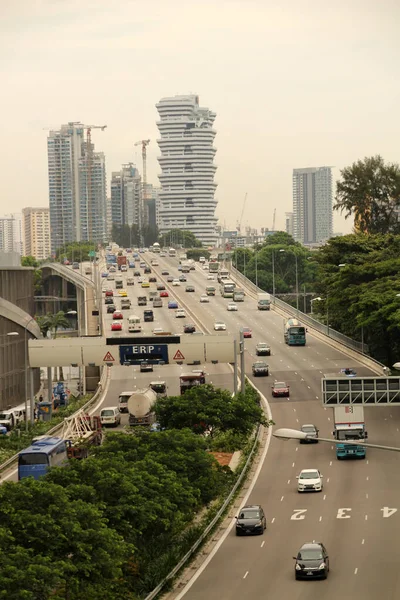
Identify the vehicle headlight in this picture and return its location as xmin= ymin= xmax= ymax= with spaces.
xmin=318 ymin=563 xmax=326 ymax=570
xmin=256 ymin=520 xmax=263 ymax=526
xmin=295 ymin=564 xmax=302 ymax=571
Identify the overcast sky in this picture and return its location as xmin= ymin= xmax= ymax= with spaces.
xmin=1 ymin=0 xmax=399 ymax=234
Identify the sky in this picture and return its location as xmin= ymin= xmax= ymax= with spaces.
xmin=1 ymin=0 xmax=399 ymax=234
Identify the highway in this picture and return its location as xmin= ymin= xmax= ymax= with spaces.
xmin=142 ymin=252 xmax=400 ymax=600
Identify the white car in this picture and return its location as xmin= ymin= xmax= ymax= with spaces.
xmin=175 ymin=309 xmax=186 ymax=318
xmin=172 ymin=279 xmax=180 ymax=286
xmin=227 ymin=303 xmax=238 ymax=311
xmin=297 ymin=469 xmax=323 ymax=493
xmin=207 ymin=274 xmax=215 ymax=280
xmin=107 ymin=275 xmax=115 ymax=281
xmin=200 ymin=294 xmax=209 ymax=303
xmin=203 ymin=264 xmax=209 ymax=270
xmin=138 ymin=277 xmax=144 ymax=283
xmin=120 ymin=264 xmax=128 ymax=272
xmin=214 ymin=321 xmax=227 ymax=331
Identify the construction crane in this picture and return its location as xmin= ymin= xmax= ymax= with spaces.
xmin=272 ymin=208 xmax=276 ymax=231
xmin=134 ymin=139 xmax=151 ymax=235
xmin=236 ymin=192 xmax=248 ymax=235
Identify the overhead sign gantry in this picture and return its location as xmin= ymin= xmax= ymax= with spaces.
xmin=322 ymin=376 xmax=400 ymax=406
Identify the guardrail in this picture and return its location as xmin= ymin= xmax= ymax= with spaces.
xmin=0 ymin=366 xmax=109 ymax=476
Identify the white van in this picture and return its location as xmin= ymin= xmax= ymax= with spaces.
xmin=118 ymin=391 xmax=134 ymax=413
xmin=100 ymin=406 xmax=121 ymax=427
xmin=153 ymin=298 xmax=163 ymax=308
xmin=199 ymin=256 xmax=206 ymax=263
xmin=128 ymin=315 xmax=141 ymax=332
xmin=0 ymin=408 xmax=25 ymax=431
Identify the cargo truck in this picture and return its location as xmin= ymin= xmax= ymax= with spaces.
xmin=257 ymin=293 xmax=271 ymax=310
xmin=128 ymin=388 xmax=157 ymax=426
xmin=117 ymin=255 xmax=127 ymax=270
xmin=233 ymin=289 xmax=245 ymax=302
xmin=333 ymin=406 xmax=368 ymax=459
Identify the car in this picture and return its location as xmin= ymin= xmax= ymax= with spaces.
xmin=168 ymin=300 xmax=178 ymax=309
xmin=107 ymin=304 xmax=116 ymax=313
xmin=104 ymin=296 xmax=114 ymax=305
xmin=167 ymin=276 xmax=174 ymax=282
xmin=242 ymin=327 xmax=252 ymax=338
xmin=297 ymin=469 xmax=323 ymax=493
xmin=120 ymin=264 xmax=128 ymax=272
xmin=200 ymin=294 xmax=209 ymax=303
xmin=160 ymin=252 xmax=167 ymax=257
xmin=141 ymin=282 xmax=150 ymax=288
xmin=341 ymin=367 xmax=357 ymax=377
xmin=252 ymin=361 xmax=269 ymax=376
xmin=129 ymin=262 xmax=135 ymax=268
xmin=235 ymin=505 xmax=266 ymax=536
xmin=112 ymin=311 xmax=123 ymax=320
xmin=160 ymin=291 xmax=169 ymax=297
xmin=140 ymin=361 xmax=153 ymax=373
xmin=149 ymin=277 xmax=157 ymax=283
xmin=152 ymin=327 xmax=172 ymax=335
xmin=127 ymin=277 xmax=135 ymax=286
xmin=134 ymin=271 xmax=141 ymax=276
xmin=144 ymin=267 xmax=151 ymax=274
xmin=300 ymin=424 xmax=319 ymax=443
xmin=271 ymin=381 xmax=290 ymax=397
xmin=72 ymin=262 xmax=79 ymax=270
xmin=161 ymin=270 xmax=169 ymax=276
xmin=111 ymin=321 xmax=122 ymax=331
xmin=107 ymin=275 xmax=115 ymax=281
xmin=105 ymin=289 xmax=114 ymax=297
xmin=109 ymin=266 xmax=116 ymax=273
xmin=118 ymin=289 xmax=128 ymax=297
xmin=157 ymin=284 xmax=166 ymax=291
xmin=175 ymin=309 xmax=186 ymax=318
xmin=227 ymin=302 xmax=238 ymax=311
xmin=177 ymin=265 xmax=182 ymax=271
xmin=207 ymin=274 xmax=215 ymax=280
xmin=256 ymin=342 xmax=271 ymax=356
xmin=179 ymin=275 xmax=187 ymax=282
xmin=184 ymin=323 xmax=196 ymax=333
xmin=101 ymin=271 xmax=108 ymax=278
xmin=294 ymin=542 xmax=329 ymax=580
xmin=150 ymin=260 xmax=159 ymax=266
xmin=172 ymin=279 xmax=180 ymax=286
xmin=140 ymin=262 xmax=146 ymax=268
xmin=185 ymin=285 xmax=195 ymax=292
xmin=214 ymin=321 xmax=226 ymax=331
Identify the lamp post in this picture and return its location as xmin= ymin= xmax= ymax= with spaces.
xmin=255 ymin=248 xmax=258 ymax=290
xmin=24 ymin=316 xmax=39 ymax=429
xmin=273 ymin=427 xmax=400 ymax=453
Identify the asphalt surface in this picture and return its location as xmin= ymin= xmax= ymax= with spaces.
xmin=143 ymin=253 xmax=400 ymax=600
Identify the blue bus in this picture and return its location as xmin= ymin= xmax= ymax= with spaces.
xmin=18 ymin=436 xmax=68 ymax=481
xmin=284 ymin=318 xmax=306 ymax=346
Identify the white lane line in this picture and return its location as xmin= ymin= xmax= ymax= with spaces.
xmin=365 ymin=515 xmax=368 ymax=521
xmin=329 ymin=461 xmax=332 ymax=466
xmin=319 ymin=516 xmax=322 ymax=522
xmin=296 ymin=418 xmax=299 ymax=423
xmin=287 ymin=479 xmax=291 ymax=484
xmin=307 ymin=385 xmax=311 ymax=389
xmin=271 ymin=517 xmax=275 ymax=524
xmin=316 ymin=396 xmax=319 ymax=399
xmin=295 ymin=447 xmax=298 ymax=452
xmin=327 ymin=478 xmax=330 ymax=483
xmin=328 ymin=417 xmax=331 ymax=421
xmin=366 ymin=460 xmax=369 ymax=465
xmin=366 ymin=476 xmax=369 ymax=481
xmin=280 ymin=496 xmax=284 ymax=502
xmin=261 ymin=541 xmax=265 ymax=548
xmin=323 ymin=494 xmax=326 ymax=500
xmin=292 ymin=462 xmax=295 ymax=467
xmin=362 ymin=539 xmax=365 ymax=545
xmin=354 ymin=568 xmax=358 ymax=575
xmin=243 ymin=571 xmax=249 ymax=579
xmin=293 ymin=408 xmax=296 ymax=412
xmin=366 ymin=493 xmax=368 ymax=499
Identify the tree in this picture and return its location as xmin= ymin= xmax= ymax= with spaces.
xmin=334 ymin=155 xmax=400 ymax=234
xmin=262 ymin=231 xmax=297 ymax=246
xmin=38 ymin=312 xmax=71 ymax=380
xmin=56 ymin=241 xmax=97 ymax=264
xmin=186 ymin=248 xmax=210 ymax=261
xmin=21 ymin=255 xmax=39 ymax=267
xmin=158 ymin=229 xmax=202 ymax=249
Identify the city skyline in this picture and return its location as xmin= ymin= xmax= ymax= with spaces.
xmin=2 ymin=1 xmax=399 ymax=236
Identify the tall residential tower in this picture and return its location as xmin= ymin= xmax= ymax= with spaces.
xmin=22 ymin=208 xmax=51 ymax=260
xmin=156 ymin=95 xmax=217 ymax=246
xmin=292 ymin=166 xmax=333 ymax=245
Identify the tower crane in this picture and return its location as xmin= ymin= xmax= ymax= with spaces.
xmin=134 ymin=139 xmax=151 ymax=234
xmin=236 ymin=193 xmax=248 ymax=235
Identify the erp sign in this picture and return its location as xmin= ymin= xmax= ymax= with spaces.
xmin=119 ymin=344 xmax=169 ymax=365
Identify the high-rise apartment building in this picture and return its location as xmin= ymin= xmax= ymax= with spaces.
xmin=47 ymin=122 xmax=107 ymax=254
xmin=292 ymin=167 xmax=333 ymax=245
xmin=285 ymin=212 xmax=294 ymax=237
xmin=110 ymin=164 xmax=141 ymax=229
xmin=22 ymin=208 xmax=51 ymax=260
xmin=156 ymin=95 xmax=218 ymax=246
xmin=0 ymin=215 xmax=22 ymax=255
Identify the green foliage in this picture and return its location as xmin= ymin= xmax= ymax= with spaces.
xmin=262 ymin=231 xmax=297 ymax=246
xmin=21 ymin=256 xmax=43 ymax=292
xmin=207 ymin=430 xmax=248 ymax=452
xmin=55 ymin=241 xmax=97 ymax=264
xmin=21 ymin=255 xmax=39 ymax=267
xmin=334 ymin=155 xmax=400 ymax=234
xmin=186 ymin=248 xmax=210 ymax=261
xmin=111 ymin=223 xmax=159 ymax=248
xmin=158 ymin=229 xmax=202 ymax=248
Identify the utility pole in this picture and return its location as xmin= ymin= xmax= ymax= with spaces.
xmin=134 ymin=139 xmax=151 ymax=245
xmin=240 ymin=329 xmax=246 ymax=393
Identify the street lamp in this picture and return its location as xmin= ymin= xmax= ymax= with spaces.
xmin=272 ymin=248 xmax=285 ymax=302
xmin=24 ymin=316 xmax=38 ymax=429
xmin=310 ymin=297 xmax=322 ymax=315
xmin=273 ymin=427 xmax=400 ymax=453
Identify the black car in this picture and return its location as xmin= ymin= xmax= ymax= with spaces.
xmin=104 ymin=296 xmax=114 ymax=305
xmin=294 ymin=542 xmax=329 ymax=580
xmin=235 ymin=505 xmax=266 ymax=536
xmin=184 ymin=323 xmax=196 ymax=333
xmin=157 ymin=284 xmax=166 ymax=291
xmin=149 ymin=277 xmax=157 ymax=283
xmin=179 ymin=275 xmax=187 ymax=282
xmin=167 ymin=276 xmax=174 ymax=282
xmin=161 ymin=270 xmax=169 ymax=276
xmin=143 ymin=310 xmax=154 ymax=322
xmin=140 ymin=361 xmax=153 ymax=373
xmin=144 ymin=267 xmax=151 ymax=274
xmin=134 ymin=271 xmax=141 ymax=276
xmin=107 ymin=304 xmax=116 ymax=313
xmin=252 ymin=361 xmax=269 ymax=376
xmin=185 ymin=285 xmax=195 ymax=292
xmin=256 ymin=342 xmax=271 ymax=356
xmin=300 ymin=423 xmax=319 ymax=443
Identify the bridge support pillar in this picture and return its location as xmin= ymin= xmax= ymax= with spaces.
xmin=76 ymin=287 xmax=86 ymax=335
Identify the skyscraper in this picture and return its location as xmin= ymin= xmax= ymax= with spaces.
xmin=292 ymin=167 xmax=333 ymax=245
xmin=110 ymin=164 xmax=141 ymax=229
xmin=22 ymin=208 xmax=51 ymax=260
xmin=0 ymin=215 xmax=22 ymax=255
xmin=47 ymin=122 xmax=107 ymax=254
xmin=156 ymin=95 xmax=218 ymax=246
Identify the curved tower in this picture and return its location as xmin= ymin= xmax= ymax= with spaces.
xmin=156 ymin=95 xmax=217 ymax=246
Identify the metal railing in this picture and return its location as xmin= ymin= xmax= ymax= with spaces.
xmin=230 ymin=265 xmax=369 ymax=354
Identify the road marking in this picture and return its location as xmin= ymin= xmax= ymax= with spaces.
xmin=381 ymin=507 xmax=397 ymax=518
xmin=293 ymin=408 xmax=296 ymax=412
xmin=366 ymin=460 xmax=369 ymax=465
xmin=243 ymin=571 xmax=249 ymax=579
xmin=366 ymin=476 xmax=369 ymax=481
xmin=295 ymin=371 xmax=298 ymax=375
xmin=362 ymin=539 xmax=365 ymax=545
xmin=271 ymin=517 xmax=275 ymax=524
xmin=366 ymin=493 xmax=368 ymax=499
xmin=365 ymin=515 xmax=368 ymax=521
xmin=281 ymin=496 xmax=284 ymax=502
xmin=329 ymin=461 xmax=332 ymax=466
xmin=316 ymin=396 xmax=319 ymax=399
xmin=307 ymin=386 xmax=311 ymax=389
xmin=337 ymin=508 xmax=352 ymax=519
xmin=292 ymin=462 xmax=295 ymax=467
xmin=323 ymin=494 xmax=326 ymax=500
xmin=354 ymin=568 xmax=358 ymax=575
xmin=319 ymin=516 xmax=322 ymax=522
xmin=261 ymin=541 xmax=265 ymax=548
xmin=326 ymin=478 xmax=330 ymax=483
xmin=295 ymin=447 xmax=298 ymax=452
xmin=296 ymin=418 xmax=299 ymax=423
xmin=287 ymin=479 xmax=291 ymax=484
xmin=291 ymin=509 xmax=307 ymax=520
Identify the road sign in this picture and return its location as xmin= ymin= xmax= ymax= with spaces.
xmin=119 ymin=344 xmax=169 ymax=365
xmin=103 ymin=351 xmax=115 ymax=362
xmin=322 ymin=376 xmax=400 ymax=405
xmin=173 ymin=349 xmax=185 ymax=361
xmin=89 ymin=251 xmax=96 ymax=257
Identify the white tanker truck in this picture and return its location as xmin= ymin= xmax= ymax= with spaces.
xmin=127 ymin=388 xmax=157 ymax=426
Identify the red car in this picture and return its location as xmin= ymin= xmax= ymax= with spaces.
xmin=112 ymin=311 xmax=123 ymax=320
xmin=111 ymin=321 xmax=122 ymax=331
xmin=242 ymin=327 xmax=252 ymax=338
xmin=271 ymin=381 xmax=290 ymax=397
xmin=160 ymin=291 xmax=169 ymax=297
xmin=105 ymin=289 xmax=114 ymax=297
